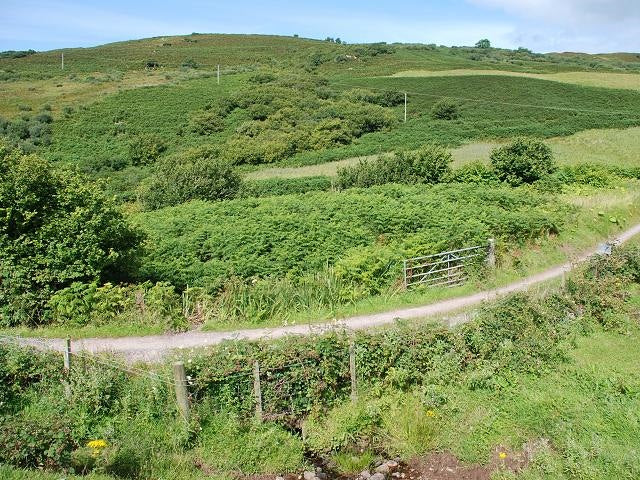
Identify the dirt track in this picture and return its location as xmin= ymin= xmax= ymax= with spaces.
xmin=14 ymin=223 xmax=640 ymax=362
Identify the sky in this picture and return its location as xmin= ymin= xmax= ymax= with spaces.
xmin=2 ymin=0 xmax=639 ymax=54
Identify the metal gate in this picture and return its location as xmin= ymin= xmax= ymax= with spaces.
xmin=403 ymin=244 xmax=488 ymax=288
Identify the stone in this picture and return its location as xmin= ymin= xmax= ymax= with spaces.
xmin=359 ymin=470 xmax=372 ymax=479
xmin=316 ymin=473 xmax=327 ymax=480
xmin=276 ymin=477 xmax=285 ymax=480
xmin=374 ymin=464 xmax=390 ymax=475
xmin=386 ymin=461 xmax=399 ymax=471
xmin=303 ymin=471 xmax=317 ymax=480
xmin=371 ymin=473 xmax=386 ymax=480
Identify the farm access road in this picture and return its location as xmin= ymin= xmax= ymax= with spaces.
xmin=15 ymin=223 xmax=640 ymax=362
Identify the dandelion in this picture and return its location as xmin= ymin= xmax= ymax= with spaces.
xmin=87 ymin=439 xmax=108 ymax=457
xmin=426 ymin=410 xmax=435 ymax=417
xmin=499 ymin=452 xmax=507 ymax=459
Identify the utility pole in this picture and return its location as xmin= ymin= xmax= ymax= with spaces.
xmin=61 ymin=53 xmax=64 ymax=70
xmin=217 ymin=64 xmax=220 ymax=84
xmin=404 ymin=92 xmax=407 ymax=122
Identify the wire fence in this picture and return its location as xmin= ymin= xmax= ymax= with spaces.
xmin=0 ymin=333 xmax=358 ymax=425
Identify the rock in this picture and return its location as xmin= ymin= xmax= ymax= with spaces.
xmin=386 ymin=461 xmax=399 ymax=471
xmin=371 ymin=473 xmax=386 ymax=480
xmin=276 ymin=477 xmax=285 ymax=480
xmin=359 ymin=470 xmax=371 ymax=479
xmin=316 ymin=473 xmax=327 ymax=480
xmin=391 ymin=473 xmax=401 ymax=478
xmin=303 ymin=471 xmax=317 ymax=480
xmin=374 ymin=464 xmax=390 ymax=475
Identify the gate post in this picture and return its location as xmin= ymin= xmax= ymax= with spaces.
xmin=487 ymin=238 xmax=496 ymax=268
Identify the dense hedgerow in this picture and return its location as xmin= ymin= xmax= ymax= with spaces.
xmin=1 ymin=247 xmax=638 ymax=476
xmin=336 ymin=145 xmax=452 ymax=188
xmin=134 ymin=183 xmax=568 ymax=291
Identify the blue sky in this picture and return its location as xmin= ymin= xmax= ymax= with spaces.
xmin=2 ymin=0 xmax=639 ymax=53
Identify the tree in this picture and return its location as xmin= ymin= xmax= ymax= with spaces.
xmin=0 ymin=143 xmax=142 ymax=325
xmin=490 ymin=138 xmax=556 ymax=186
xmin=475 ymin=39 xmax=491 ymax=49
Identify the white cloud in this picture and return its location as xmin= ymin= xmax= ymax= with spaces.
xmin=467 ymin=0 xmax=640 ymax=52
xmin=469 ymin=0 xmax=640 ymax=24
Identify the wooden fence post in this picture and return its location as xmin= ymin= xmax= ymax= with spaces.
xmin=349 ymin=339 xmax=357 ymax=402
xmin=253 ymin=360 xmax=263 ymax=422
xmin=487 ymin=238 xmax=496 ymax=269
xmin=173 ymin=362 xmax=190 ymax=423
xmin=63 ymin=338 xmax=71 ymax=398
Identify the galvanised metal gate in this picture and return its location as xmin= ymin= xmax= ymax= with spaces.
xmin=403 ymin=240 xmax=494 ymax=288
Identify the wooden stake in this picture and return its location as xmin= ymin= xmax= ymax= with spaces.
xmin=253 ymin=360 xmax=263 ymax=422
xmin=173 ymin=362 xmax=190 ymax=423
xmin=349 ymin=339 xmax=357 ymax=402
xmin=63 ymin=338 xmax=71 ymax=398
xmin=487 ymin=238 xmax=496 ymax=268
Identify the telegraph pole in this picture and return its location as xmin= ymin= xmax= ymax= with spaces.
xmin=404 ymin=92 xmax=407 ymax=122
xmin=61 ymin=53 xmax=64 ymax=70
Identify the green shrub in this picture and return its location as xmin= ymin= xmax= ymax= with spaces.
xmin=490 ymin=138 xmax=556 ymax=186
xmin=0 ymin=414 xmax=76 ymax=470
xmin=189 ymin=110 xmax=224 ymax=135
xmin=0 ymin=145 xmax=142 ymax=326
xmin=135 ymin=183 xmax=567 ymax=291
xmin=137 ymin=146 xmax=241 ymax=210
xmin=240 ymin=176 xmax=332 ymax=197
xmin=128 ymin=134 xmax=166 ymax=165
xmin=196 ymin=413 xmax=304 ymax=474
xmin=337 ymin=145 xmax=452 ymax=188
xmin=446 ymin=161 xmax=499 ymax=184
xmin=431 ymin=98 xmax=460 ymax=120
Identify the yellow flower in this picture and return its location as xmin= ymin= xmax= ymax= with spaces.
xmin=499 ymin=452 xmax=507 ymax=459
xmin=426 ymin=410 xmax=435 ymax=417
xmin=87 ymin=439 xmax=108 ymax=450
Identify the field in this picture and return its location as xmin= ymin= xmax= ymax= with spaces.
xmin=392 ymin=68 xmax=640 ymax=90
xmin=2 ymin=32 xmax=640 ymax=479
xmin=1 ymin=250 xmax=639 ymax=479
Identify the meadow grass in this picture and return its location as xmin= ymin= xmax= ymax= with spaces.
xmin=247 ymin=126 xmax=640 ymax=179
xmin=392 ymin=68 xmax=640 ymax=91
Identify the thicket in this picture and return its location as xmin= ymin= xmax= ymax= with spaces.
xmin=137 ymin=146 xmax=241 ymax=210
xmin=336 ymin=145 xmax=452 ymax=188
xmin=0 ymin=107 xmax=53 ymax=152
xmin=189 ymin=75 xmax=397 ymax=165
xmin=0 ymin=144 xmax=142 ymax=326
xmin=2 ymin=246 xmax=637 ymax=477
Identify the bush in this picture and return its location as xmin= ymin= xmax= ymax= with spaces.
xmin=337 ymin=145 xmax=452 ymax=188
xmin=0 ymin=144 xmax=142 ymax=325
xmin=137 ymin=146 xmax=241 ymax=210
xmin=490 ymin=138 xmax=556 ymax=186
xmin=128 ymin=134 xmax=166 ymax=165
xmin=431 ymin=98 xmax=460 ymax=120
xmin=189 ymin=110 xmax=225 ymax=135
